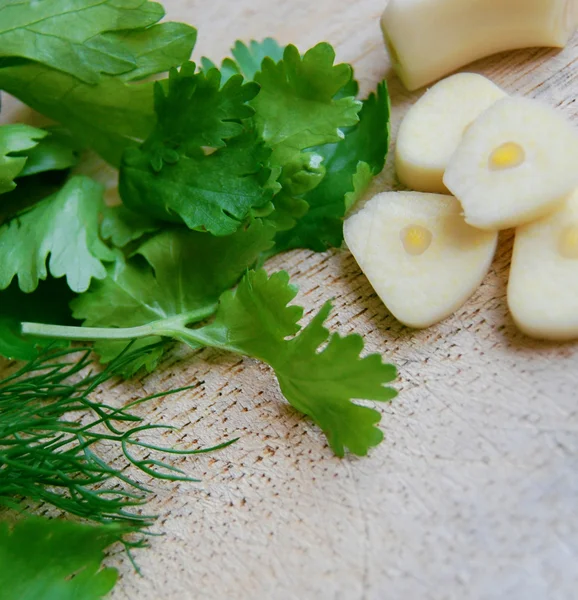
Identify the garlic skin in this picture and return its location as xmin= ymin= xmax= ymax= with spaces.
xmin=508 ymin=189 xmax=578 ymax=341
xmin=344 ymin=192 xmax=498 ymax=329
xmin=443 ymin=97 xmax=578 ymax=231
xmin=381 ymin=0 xmax=577 ymax=91
xmin=395 ymin=73 xmax=507 ymax=194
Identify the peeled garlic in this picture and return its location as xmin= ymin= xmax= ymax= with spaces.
xmin=344 ymin=192 xmax=498 ymax=329
xmin=395 ymin=73 xmax=507 ymax=194
xmin=381 ymin=0 xmax=577 ymax=91
xmin=443 ymin=97 xmax=578 ymax=231
xmin=508 ymin=189 xmax=578 ymax=340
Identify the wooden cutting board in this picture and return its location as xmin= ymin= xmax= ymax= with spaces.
xmin=2 ymin=2 xmax=578 ymax=598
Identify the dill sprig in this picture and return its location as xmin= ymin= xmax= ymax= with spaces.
xmin=0 ymin=343 xmax=234 ymax=530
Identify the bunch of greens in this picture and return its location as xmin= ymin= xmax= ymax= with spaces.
xmin=0 ymin=0 xmax=394 ymax=460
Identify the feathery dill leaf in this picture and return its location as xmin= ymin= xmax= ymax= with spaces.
xmin=0 ymin=344 xmax=235 ymax=531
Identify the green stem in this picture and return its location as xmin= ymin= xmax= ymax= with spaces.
xmin=21 ymin=305 xmax=218 ymax=342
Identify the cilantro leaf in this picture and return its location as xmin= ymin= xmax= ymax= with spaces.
xmin=110 ymin=22 xmax=197 ymax=82
xmin=191 ymin=270 xmax=397 ymax=456
xmin=151 ymin=63 xmax=259 ymax=149
xmin=17 ymin=127 xmax=80 ymax=177
xmin=101 ymin=205 xmax=160 ymax=248
xmin=118 ymin=63 xmax=272 ymax=235
xmin=120 ymin=130 xmax=273 ymax=236
xmin=0 ymin=176 xmax=115 ymax=293
xmin=252 ymin=43 xmax=361 ymax=169
xmin=0 ymin=22 xmax=197 ymax=166
xmin=71 ymin=221 xmax=275 ymax=372
xmin=273 ymin=81 xmax=390 ymax=252
xmin=0 ymin=0 xmax=164 ymax=83
xmin=231 ymin=38 xmax=285 ymax=80
xmin=0 ymin=517 xmax=125 ymax=600
xmin=0 ymin=278 xmax=75 ymax=360
xmin=0 ymin=64 xmax=155 ymax=166
xmin=202 ymin=38 xmax=285 ymax=83
xmin=0 ymin=124 xmax=47 ymax=194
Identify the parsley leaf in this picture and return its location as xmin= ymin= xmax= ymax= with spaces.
xmin=273 ymin=81 xmax=390 ymax=252
xmin=101 ymin=205 xmax=160 ymax=248
xmin=16 ymin=127 xmax=80 ymax=178
xmin=252 ymin=43 xmax=361 ymax=169
xmin=121 ymin=131 xmax=273 ymax=235
xmin=0 ymin=277 xmax=75 ymax=361
xmin=190 ymin=270 xmax=397 ymax=456
xmin=0 ymin=176 xmax=115 ymax=293
xmin=0 ymin=0 xmax=164 ymax=83
xmin=0 ymin=124 xmax=47 ymax=194
xmin=0 ymin=22 xmax=197 ymax=165
xmin=0 ymin=517 xmax=124 ymax=600
xmin=201 ymin=38 xmax=285 ymax=83
xmin=150 ymin=62 xmax=259 ymax=149
xmin=119 ymin=64 xmax=273 ymax=235
xmin=71 ymin=221 xmax=275 ymax=372
xmin=248 ymin=43 xmax=361 ymax=230
xmin=110 ymin=22 xmax=197 ymax=82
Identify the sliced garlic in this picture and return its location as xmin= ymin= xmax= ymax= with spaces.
xmin=344 ymin=192 xmax=498 ymax=329
xmin=443 ymin=97 xmax=578 ymax=231
xmin=508 ymin=189 xmax=578 ymax=340
xmin=395 ymin=73 xmax=507 ymax=194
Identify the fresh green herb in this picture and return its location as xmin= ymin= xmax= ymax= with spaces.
xmin=0 ymin=5 xmax=197 ymax=166
xmin=71 ymin=221 xmax=275 ymax=375
xmin=0 ymin=278 xmax=75 ymax=361
xmin=0 ymin=517 xmax=127 ymax=600
xmin=201 ymin=38 xmax=285 ymax=82
xmin=0 ymin=345 xmax=233 ymax=526
xmin=17 ymin=127 xmax=80 ymax=177
xmin=252 ymin=43 xmax=361 ymax=170
xmin=1 ymin=0 xmax=393 ymax=458
xmin=0 ymin=176 xmax=115 ymax=293
xmin=25 ymin=270 xmax=397 ymax=456
xmin=119 ymin=63 xmax=274 ymax=235
xmin=0 ymin=0 xmax=165 ymax=83
xmin=273 ymin=80 xmax=390 ymax=252
xmin=100 ymin=205 xmax=160 ymax=249
xmin=0 ymin=124 xmax=48 ymax=194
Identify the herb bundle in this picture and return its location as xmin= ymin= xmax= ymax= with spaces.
xmin=0 ymin=0 xmax=394 ymax=460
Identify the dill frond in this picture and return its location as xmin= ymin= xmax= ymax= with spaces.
xmin=0 ymin=343 xmax=235 ymax=531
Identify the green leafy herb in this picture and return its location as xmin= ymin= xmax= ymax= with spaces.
xmin=0 ymin=176 xmax=115 ymax=293
xmin=0 ymin=345 xmax=234 ymax=526
xmin=119 ymin=63 xmax=274 ymax=235
xmin=17 ymin=127 xmax=80 ymax=177
xmin=184 ymin=270 xmax=397 ymax=456
xmin=100 ymin=205 xmax=160 ymax=249
xmin=109 ymin=22 xmax=197 ymax=82
xmin=274 ymin=81 xmax=390 ymax=252
xmin=0 ymin=517 xmax=126 ymax=600
xmin=0 ymin=278 xmax=75 ymax=361
xmin=71 ymin=220 xmax=275 ymax=373
xmin=251 ymin=43 xmax=361 ymax=169
xmin=0 ymin=63 xmax=156 ymax=166
xmin=27 ymin=270 xmax=397 ymax=456
xmin=201 ymin=38 xmax=285 ymax=82
xmin=0 ymin=124 xmax=48 ymax=194
xmin=0 ymin=17 xmax=197 ymax=165
xmin=0 ymin=0 xmax=164 ymax=82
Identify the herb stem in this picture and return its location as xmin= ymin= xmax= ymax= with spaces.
xmin=21 ymin=305 xmax=218 ymax=342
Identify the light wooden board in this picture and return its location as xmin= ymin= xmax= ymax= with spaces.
xmin=2 ymin=2 xmax=578 ymax=599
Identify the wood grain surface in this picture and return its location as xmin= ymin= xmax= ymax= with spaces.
xmin=2 ymin=1 xmax=578 ymax=599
